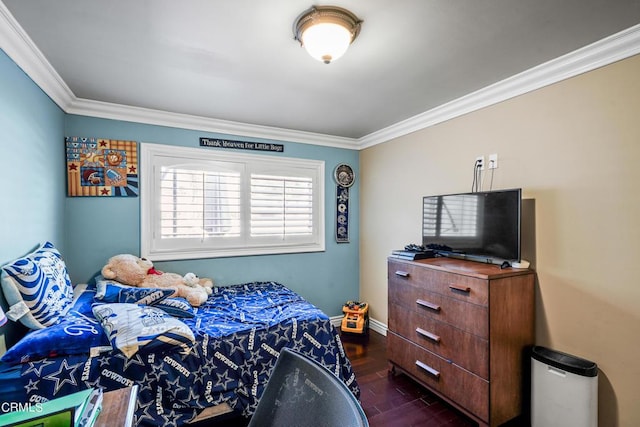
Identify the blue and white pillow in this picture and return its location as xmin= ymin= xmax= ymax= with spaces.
xmin=95 ymin=279 xmax=175 ymax=305
xmin=0 ymin=288 xmax=110 ymax=364
xmin=92 ymin=303 xmax=195 ymax=358
xmin=153 ymin=297 xmax=196 ymax=318
xmin=1 ymin=242 xmax=74 ymax=329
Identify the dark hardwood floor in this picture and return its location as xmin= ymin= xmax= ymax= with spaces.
xmin=205 ymin=330 xmax=484 ymax=426
xmin=342 ymin=330 xmax=477 ymax=427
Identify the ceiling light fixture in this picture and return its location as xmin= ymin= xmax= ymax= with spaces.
xmin=293 ymin=5 xmax=362 ymax=64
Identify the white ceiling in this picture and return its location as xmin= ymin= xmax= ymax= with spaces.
xmin=2 ymin=0 xmax=640 ymax=145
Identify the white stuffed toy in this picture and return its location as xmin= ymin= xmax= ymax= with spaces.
xmin=183 ymin=272 xmax=212 ymax=295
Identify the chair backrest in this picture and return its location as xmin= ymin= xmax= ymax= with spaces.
xmin=247 ymin=347 xmax=368 ymax=427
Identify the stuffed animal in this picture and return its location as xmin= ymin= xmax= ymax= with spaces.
xmin=183 ymin=272 xmax=212 ymax=295
xmin=101 ymin=254 xmax=214 ymax=307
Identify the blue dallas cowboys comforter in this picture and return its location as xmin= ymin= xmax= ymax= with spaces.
xmin=3 ymin=282 xmax=359 ymax=426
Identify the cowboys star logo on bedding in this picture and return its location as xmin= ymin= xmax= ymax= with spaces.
xmin=23 ymin=360 xmax=55 ymax=377
xmin=116 ymin=352 xmax=145 ymax=371
xmin=272 ymin=323 xmax=291 ymax=347
xmin=25 ymin=379 xmax=39 ymax=393
xmin=166 ymin=374 xmax=187 ymax=396
xmin=257 ymin=358 xmax=276 ymax=378
xmin=142 ymin=308 xmax=166 ymax=326
xmin=97 ymin=354 xmax=111 ymax=369
xmin=43 ymin=359 xmax=81 ymax=394
xmin=226 ymin=332 xmax=248 ymax=356
xmin=13 ymin=282 xmax=360 ymax=427
xmin=179 ymin=389 xmax=203 ymax=410
xmin=215 ymin=370 xmax=235 ymax=390
xmin=136 ymin=400 xmax=156 ymax=426
xmin=136 ymin=373 xmax=156 ymax=396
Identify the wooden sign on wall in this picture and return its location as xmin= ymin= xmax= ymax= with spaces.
xmin=200 ymin=137 xmax=284 ymax=153
xmin=65 ymin=137 xmax=139 ymax=197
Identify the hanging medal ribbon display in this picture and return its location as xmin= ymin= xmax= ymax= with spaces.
xmin=336 ymin=186 xmax=349 ymax=242
xmin=333 ymin=164 xmax=355 ymax=243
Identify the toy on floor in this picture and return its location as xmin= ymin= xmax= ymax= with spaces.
xmin=341 ymin=301 xmax=369 ymax=334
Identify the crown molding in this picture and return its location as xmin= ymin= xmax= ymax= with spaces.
xmin=2 ymin=1 xmax=639 ymax=151
xmin=0 ymin=1 xmax=75 ymax=109
xmin=66 ymin=98 xmax=358 ymax=149
xmin=357 ymin=23 xmax=640 ymax=149
xmin=0 ymin=1 xmax=357 ymax=149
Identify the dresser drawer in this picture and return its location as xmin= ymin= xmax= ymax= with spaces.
xmin=388 ymin=302 xmax=489 ymax=379
xmin=388 ymin=332 xmax=489 ymax=422
xmin=388 ymin=279 xmax=488 ymax=338
xmin=389 ymin=259 xmax=488 ymax=306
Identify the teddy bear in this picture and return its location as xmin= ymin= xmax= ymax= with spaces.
xmin=101 ymin=254 xmax=214 ymax=307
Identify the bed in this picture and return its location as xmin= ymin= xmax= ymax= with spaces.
xmin=0 ymin=243 xmax=359 ymax=426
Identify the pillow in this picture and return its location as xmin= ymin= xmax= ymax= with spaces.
xmin=92 ymin=303 xmax=195 ymax=358
xmin=153 ymin=297 xmax=195 ymax=318
xmin=95 ymin=279 xmax=175 ymax=305
xmin=0 ymin=288 xmax=110 ymax=364
xmin=0 ymin=242 xmax=74 ymax=329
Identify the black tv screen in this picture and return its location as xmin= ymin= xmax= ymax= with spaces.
xmin=422 ymin=188 xmax=522 ymax=262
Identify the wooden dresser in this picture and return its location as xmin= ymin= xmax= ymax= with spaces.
xmin=387 ymin=257 xmax=535 ymax=427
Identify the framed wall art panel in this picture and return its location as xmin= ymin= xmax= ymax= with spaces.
xmin=65 ymin=137 xmax=138 ymax=197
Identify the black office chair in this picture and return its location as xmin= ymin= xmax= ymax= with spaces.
xmin=247 ymin=348 xmax=369 ymax=427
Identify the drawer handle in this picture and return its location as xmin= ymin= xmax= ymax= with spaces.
xmin=449 ymin=284 xmax=471 ymax=293
xmin=416 ymin=327 xmax=441 ymax=343
xmin=415 ymin=360 xmax=440 ymax=379
xmin=416 ymin=299 xmax=441 ymax=312
xmin=395 ymin=270 xmax=410 ymax=278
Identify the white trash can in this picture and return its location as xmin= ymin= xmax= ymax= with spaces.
xmin=531 ymin=346 xmax=598 ymax=427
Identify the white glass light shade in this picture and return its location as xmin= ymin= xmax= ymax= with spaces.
xmin=293 ymin=6 xmax=362 ymax=65
xmin=301 ymin=22 xmax=352 ymax=64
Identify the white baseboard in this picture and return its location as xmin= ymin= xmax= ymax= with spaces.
xmin=368 ymin=318 xmax=387 ymax=336
xmin=330 ymin=315 xmax=342 ymax=327
xmin=330 ymin=315 xmax=387 ymax=336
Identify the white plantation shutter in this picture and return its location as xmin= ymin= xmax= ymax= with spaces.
xmin=250 ymin=174 xmax=314 ymax=238
xmin=159 ymin=167 xmax=242 ymax=239
xmin=141 ymin=143 xmax=324 ymax=260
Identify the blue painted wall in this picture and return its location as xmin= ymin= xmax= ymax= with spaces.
xmin=64 ymin=115 xmax=360 ymax=316
xmin=0 ymin=45 xmax=360 ymax=322
xmin=0 ymin=50 xmax=66 ymax=262
xmin=0 ymin=49 xmax=65 ymax=348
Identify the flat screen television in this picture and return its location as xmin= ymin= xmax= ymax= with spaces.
xmin=422 ymin=188 xmax=522 ymax=263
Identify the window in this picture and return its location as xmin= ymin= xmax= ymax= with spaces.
xmin=141 ymin=143 xmax=325 ymax=260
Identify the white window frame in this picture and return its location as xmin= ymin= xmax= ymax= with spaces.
xmin=140 ymin=142 xmax=325 ymax=260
